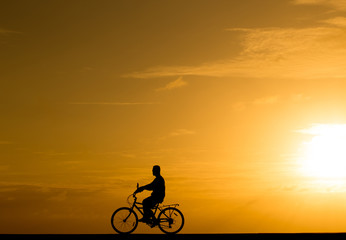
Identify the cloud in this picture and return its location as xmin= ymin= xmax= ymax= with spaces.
xmin=0 ymin=28 xmax=20 ymax=35
xmin=290 ymin=93 xmax=311 ymax=102
xmin=158 ymin=129 xmax=196 ymax=141
xmin=119 ymin=153 xmax=136 ymax=158
xmin=125 ymin=25 xmax=346 ymax=80
xmin=232 ymin=102 xmax=247 ymax=111
xmin=233 ymin=95 xmax=279 ymax=111
xmin=79 ymin=66 xmax=94 ymax=72
xmin=0 ymin=28 xmax=21 ymax=44
xmin=156 ymin=76 xmax=187 ymax=91
xmin=233 ymin=93 xmax=310 ymax=111
xmin=0 ymin=182 xmax=118 ymax=231
xmin=169 ymin=129 xmax=196 ymax=137
xmin=292 ymin=0 xmax=346 ymax=10
xmin=321 ymin=16 xmax=346 ymax=26
xmin=253 ymin=96 xmax=279 ymax=105
xmin=33 ymin=151 xmax=72 ymax=156
xmin=69 ymin=102 xmax=158 ymax=105
xmin=296 ymin=124 xmax=346 ymax=135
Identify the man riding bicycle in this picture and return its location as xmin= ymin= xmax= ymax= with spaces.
xmin=134 ymin=165 xmax=165 ymax=224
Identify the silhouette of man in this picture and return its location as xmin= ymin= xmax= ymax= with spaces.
xmin=134 ymin=165 xmax=165 ymax=224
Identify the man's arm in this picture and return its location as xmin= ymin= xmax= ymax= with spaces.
xmin=142 ymin=181 xmax=154 ymax=190
xmin=134 ymin=179 xmax=155 ymax=193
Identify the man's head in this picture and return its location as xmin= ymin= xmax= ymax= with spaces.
xmin=152 ymin=165 xmax=161 ymax=177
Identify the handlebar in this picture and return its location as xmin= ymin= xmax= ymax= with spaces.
xmin=127 ymin=193 xmax=137 ymax=206
xmin=133 ymin=182 xmax=140 ymax=198
xmin=127 ymin=183 xmax=139 ymax=204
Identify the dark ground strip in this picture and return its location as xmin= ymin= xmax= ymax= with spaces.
xmin=2 ymin=234 xmax=346 ymax=240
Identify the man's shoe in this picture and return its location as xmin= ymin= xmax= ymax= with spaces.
xmin=150 ymin=219 xmax=159 ymax=228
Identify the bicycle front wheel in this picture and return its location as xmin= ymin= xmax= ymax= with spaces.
xmin=158 ymin=207 xmax=184 ymax=234
xmin=111 ymin=207 xmax=138 ymax=234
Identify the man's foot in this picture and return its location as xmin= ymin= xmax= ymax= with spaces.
xmin=150 ymin=219 xmax=159 ymax=228
xmin=138 ymin=218 xmax=149 ymax=223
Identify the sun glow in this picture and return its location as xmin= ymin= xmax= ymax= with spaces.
xmin=300 ymin=124 xmax=346 ymax=178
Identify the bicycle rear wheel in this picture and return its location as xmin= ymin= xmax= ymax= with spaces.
xmin=111 ymin=207 xmax=138 ymax=234
xmin=158 ymin=207 xmax=184 ymax=234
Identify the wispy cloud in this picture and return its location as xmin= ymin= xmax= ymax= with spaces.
xmin=253 ymin=96 xmax=279 ymax=105
xmin=321 ymin=16 xmax=346 ymax=26
xmin=233 ymin=94 xmax=310 ymax=111
xmin=233 ymin=95 xmax=280 ymax=111
xmin=293 ymin=0 xmax=346 ymax=11
xmin=169 ymin=129 xmax=195 ymax=137
xmin=158 ymin=129 xmax=196 ymax=141
xmin=118 ymin=153 xmax=137 ymax=158
xmin=0 ymin=28 xmax=20 ymax=35
xmin=125 ymin=25 xmax=346 ymax=80
xmin=232 ymin=102 xmax=247 ymax=111
xmin=69 ymin=102 xmax=158 ymax=105
xmin=156 ymin=76 xmax=187 ymax=91
xmin=290 ymin=93 xmax=311 ymax=102
xmin=296 ymin=124 xmax=346 ymax=135
xmin=33 ymin=151 xmax=83 ymax=157
xmin=0 ymin=28 xmax=21 ymax=44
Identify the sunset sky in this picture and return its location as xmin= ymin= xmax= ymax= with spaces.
xmin=2 ymin=0 xmax=346 ymax=234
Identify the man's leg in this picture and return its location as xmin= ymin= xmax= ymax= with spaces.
xmin=148 ymin=198 xmax=160 ymax=227
xmin=140 ymin=197 xmax=155 ymax=222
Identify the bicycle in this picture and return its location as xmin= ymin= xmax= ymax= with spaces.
xmin=111 ymin=184 xmax=184 ymax=234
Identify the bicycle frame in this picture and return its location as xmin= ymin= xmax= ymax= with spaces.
xmin=129 ymin=194 xmax=179 ymax=220
xmin=130 ymin=195 xmax=160 ymax=219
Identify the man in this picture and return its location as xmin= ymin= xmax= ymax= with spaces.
xmin=134 ymin=165 xmax=165 ymax=224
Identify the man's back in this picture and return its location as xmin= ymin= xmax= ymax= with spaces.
xmin=150 ymin=175 xmax=165 ymax=202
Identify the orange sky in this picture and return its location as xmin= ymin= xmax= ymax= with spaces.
xmin=2 ymin=0 xmax=346 ymax=234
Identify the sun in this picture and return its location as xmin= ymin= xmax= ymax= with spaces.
xmin=300 ymin=124 xmax=346 ymax=178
